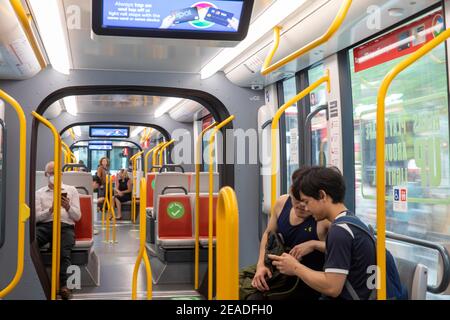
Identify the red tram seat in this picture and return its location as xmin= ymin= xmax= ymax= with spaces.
xmin=195 ymin=194 xmax=218 ymax=247
xmin=146 ymin=173 xmax=157 ymax=208
xmin=74 ymin=195 xmax=94 ymax=248
xmin=157 ymin=194 xmax=194 ymax=248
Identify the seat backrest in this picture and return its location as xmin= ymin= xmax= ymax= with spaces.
xmin=153 ymin=173 xmax=190 ymax=217
xmin=62 ymin=171 xmax=93 ymax=195
xmin=191 ymin=193 xmax=218 ymax=237
xmin=157 ymin=194 xmax=192 ymax=238
xmin=189 ymin=172 xmax=219 ymax=193
xmin=395 ymin=257 xmax=428 ymax=300
xmin=75 ymin=195 xmax=93 ymax=241
xmin=146 ymin=173 xmax=157 ymax=208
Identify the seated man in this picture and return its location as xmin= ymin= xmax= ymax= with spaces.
xmin=269 ymin=166 xmax=376 ymax=300
xmin=36 ymin=161 xmax=81 ymax=300
xmin=92 ymin=175 xmax=105 ymax=211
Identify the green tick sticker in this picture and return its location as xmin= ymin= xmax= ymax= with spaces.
xmin=167 ymin=202 xmax=185 ymax=219
xmin=151 ymin=180 xmax=156 ymax=190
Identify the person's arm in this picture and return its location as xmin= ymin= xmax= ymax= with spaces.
xmin=35 ymin=191 xmax=52 ymax=223
xmin=66 ymin=187 xmax=81 ymax=222
xmin=270 ymin=225 xmax=353 ymax=298
xmin=252 ymin=195 xmax=288 ymax=291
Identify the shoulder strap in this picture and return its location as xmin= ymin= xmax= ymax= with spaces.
xmin=334 ymin=216 xmax=376 ymax=244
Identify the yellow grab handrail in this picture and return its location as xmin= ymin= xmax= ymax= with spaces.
xmin=151 ymin=141 xmax=167 ymax=172
xmin=207 ymin=115 xmax=235 ymax=300
xmin=144 ymin=143 xmax=165 ymax=176
xmin=61 ymin=141 xmax=73 ymax=170
xmin=131 ymin=178 xmax=153 ymax=300
xmin=31 ymin=112 xmax=62 ymax=300
xmin=194 ymin=122 xmax=217 ymax=289
xmin=261 ymin=0 xmax=352 ymax=75
xmin=376 ymin=26 xmax=450 ymax=301
xmin=271 ymin=73 xmax=330 ymax=215
xmin=68 ymin=128 xmax=76 ymax=141
xmin=216 ymin=187 xmax=239 ymax=300
xmin=9 ymin=0 xmax=47 ymax=69
xmin=101 ymin=174 xmax=111 ymax=230
xmin=104 ymin=175 xmax=117 ymax=243
xmin=131 ymin=151 xmax=144 ymax=223
xmin=0 ymin=91 xmax=30 ymax=298
xmin=158 ymin=139 xmax=175 ymax=167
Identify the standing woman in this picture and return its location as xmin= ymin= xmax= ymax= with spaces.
xmin=96 ymin=157 xmax=110 ymax=186
xmin=114 ymin=169 xmax=133 ymax=220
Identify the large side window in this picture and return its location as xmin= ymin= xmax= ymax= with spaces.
xmin=308 ymin=65 xmax=328 ymax=166
xmin=349 ymin=8 xmax=450 ymax=284
xmin=281 ymin=77 xmax=299 ymax=191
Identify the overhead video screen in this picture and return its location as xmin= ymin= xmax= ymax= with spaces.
xmin=92 ymin=0 xmax=254 ymax=41
xmin=89 ymin=127 xmax=130 ymax=138
xmin=88 ymin=143 xmax=113 ymax=151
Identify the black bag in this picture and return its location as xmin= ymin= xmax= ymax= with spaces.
xmin=239 ymin=232 xmax=300 ymax=300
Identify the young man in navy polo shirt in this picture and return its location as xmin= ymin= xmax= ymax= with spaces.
xmin=269 ymin=166 xmax=376 ymax=300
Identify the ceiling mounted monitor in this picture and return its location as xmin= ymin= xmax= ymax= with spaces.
xmin=92 ymin=0 xmax=254 ymax=41
xmin=88 ymin=143 xmax=113 ymax=151
xmin=89 ymin=126 xmax=130 ymax=138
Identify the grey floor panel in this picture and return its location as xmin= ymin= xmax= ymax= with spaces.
xmin=75 ymin=222 xmax=201 ymax=299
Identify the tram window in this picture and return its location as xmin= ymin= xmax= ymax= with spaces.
xmin=73 ymin=146 xmax=88 ymax=169
xmin=110 ymin=147 xmax=131 ymax=172
xmin=349 ymin=8 xmax=450 ymax=283
xmin=0 ymin=120 xmax=5 ymax=248
xmin=281 ymin=77 xmax=299 ymax=192
xmin=308 ymin=65 xmax=328 ymax=166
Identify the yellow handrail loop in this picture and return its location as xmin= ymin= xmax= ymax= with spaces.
xmin=9 ymin=0 xmax=47 ymax=69
xmin=130 ymin=151 xmax=144 ymax=223
xmin=194 ymin=122 xmax=217 ymax=290
xmin=0 ymin=91 xmax=30 ymax=298
xmin=271 ymin=73 xmax=330 ymax=215
xmin=216 ymin=187 xmax=239 ymax=300
xmin=261 ymin=0 xmax=353 ymax=75
xmin=207 ymin=115 xmax=235 ymax=300
xmin=151 ymin=142 xmax=166 ymax=172
xmin=104 ymin=175 xmax=117 ymax=243
xmin=158 ymin=139 xmax=176 ymax=167
xmin=31 ymin=112 xmax=62 ymax=300
xmin=376 ymin=26 xmax=450 ymax=301
xmin=144 ymin=142 xmax=165 ymax=176
xmin=131 ymin=178 xmax=153 ymax=300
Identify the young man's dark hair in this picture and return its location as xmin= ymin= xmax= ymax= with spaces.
xmin=291 ymin=166 xmax=345 ymax=204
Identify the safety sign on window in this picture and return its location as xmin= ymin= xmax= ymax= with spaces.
xmin=393 ymin=187 xmax=408 ymax=213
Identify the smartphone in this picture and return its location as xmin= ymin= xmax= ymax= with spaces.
xmin=204 ymin=8 xmax=234 ymax=27
xmin=61 ymin=192 xmax=68 ymax=199
xmin=172 ymin=7 xmax=199 ymax=24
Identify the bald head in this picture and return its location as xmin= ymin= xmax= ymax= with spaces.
xmin=45 ymin=161 xmax=54 ymax=174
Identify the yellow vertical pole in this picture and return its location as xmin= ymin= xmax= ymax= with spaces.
xmin=158 ymin=139 xmax=175 ymax=167
xmin=0 ymin=91 xmax=30 ymax=298
xmin=31 ymin=112 xmax=62 ymax=300
xmin=216 ymin=187 xmax=239 ymax=300
xmin=110 ymin=175 xmax=117 ymax=243
xmin=207 ymin=115 xmax=235 ymax=300
xmin=102 ymin=174 xmax=110 ymax=230
xmin=194 ymin=122 xmax=217 ymax=289
xmin=375 ymin=26 xmax=450 ymax=300
xmin=151 ymin=142 xmax=165 ymax=172
xmin=270 ymin=74 xmax=330 ymax=216
xmin=131 ymin=178 xmax=152 ymax=300
xmin=131 ymin=151 xmax=144 ymax=223
xmin=105 ymin=175 xmax=110 ymax=242
xmin=144 ymin=143 xmax=164 ymax=176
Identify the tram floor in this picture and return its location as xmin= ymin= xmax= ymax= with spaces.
xmin=72 ymin=223 xmax=203 ymax=300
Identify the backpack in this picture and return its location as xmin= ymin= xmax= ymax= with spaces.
xmin=334 ymin=215 xmax=408 ymax=300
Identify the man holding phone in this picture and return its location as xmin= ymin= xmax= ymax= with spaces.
xmin=36 ymin=161 xmax=81 ymax=300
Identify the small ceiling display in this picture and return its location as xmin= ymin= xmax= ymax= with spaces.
xmin=92 ymin=0 xmax=254 ymax=41
xmin=89 ymin=126 xmax=130 ymax=138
